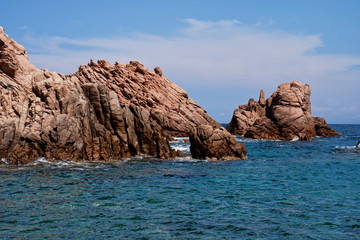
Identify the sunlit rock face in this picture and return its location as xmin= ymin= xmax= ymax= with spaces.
xmin=0 ymin=27 xmax=220 ymax=163
xmin=227 ymin=81 xmax=342 ymax=141
xmin=74 ymin=59 xmax=221 ymax=137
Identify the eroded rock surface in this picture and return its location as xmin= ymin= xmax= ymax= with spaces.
xmin=1 ymin=27 xmax=231 ymax=163
xmin=190 ymin=125 xmax=247 ymax=160
xmin=74 ymin=60 xmax=220 ymax=137
xmin=227 ymin=81 xmax=342 ymax=140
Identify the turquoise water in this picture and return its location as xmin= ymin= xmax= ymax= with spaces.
xmin=1 ymin=125 xmax=359 ymax=239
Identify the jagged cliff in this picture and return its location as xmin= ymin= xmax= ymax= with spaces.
xmin=227 ymin=81 xmax=342 ymax=140
xmin=0 ymin=27 xmax=222 ymax=163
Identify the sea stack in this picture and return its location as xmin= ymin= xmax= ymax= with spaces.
xmin=0 ymin=27 xmax=229 ymax=163
xmin=227 ymin=81 xmax=342 ymax=141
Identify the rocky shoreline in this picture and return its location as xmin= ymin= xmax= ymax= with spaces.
xmin=0 ymin=27 xmax=246 ymax=163
xmin=0 ymin=27 xmax=342 ymax=163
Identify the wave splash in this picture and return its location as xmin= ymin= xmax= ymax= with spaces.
xmin=335 ymin=146 xmax=357 ymax=150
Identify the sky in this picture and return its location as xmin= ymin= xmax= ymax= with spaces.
xmin=1 ymin=0 xmax=359 ymax=124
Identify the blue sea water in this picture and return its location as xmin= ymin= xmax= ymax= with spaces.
xmin=0 ymin=124 xmax=360 ymax=239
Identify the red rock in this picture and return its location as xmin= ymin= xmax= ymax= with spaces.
xmin=154 ymin=66 xmax=162 ymax=76
xmin=258 ymin=89 xmax=266 ymax=106
xmin=74 ymin=60 xmax=221 ymax=137
xmin=1 ymin=27 xmax=216 ymax=163
xmin=190 ymin=125 xmax=247 ymax=160
xmin=227 ymin=80 xmax=342 ymax=140
xmin=313 ymin=117 xmax=342 ymax=137
xmin=0 ymin=27 xmax=247 ymax=164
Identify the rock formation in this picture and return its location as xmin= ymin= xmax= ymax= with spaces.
xmin=73 ymin=60 xmax=220 ymax=137
xmin=0 ymin=27 xmax=222 ymax=164
xmin=190 ymin=125 xmax=247 ymax=160
xmin=227 ymin=81 xmax=342 ymax=140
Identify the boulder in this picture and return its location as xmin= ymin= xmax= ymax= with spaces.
xmin=227 ymin=81 xmax=342 ymax=140
xmin=154 ymin=66 xmax=162 ymax=76
xmin=190 ymin=125 xmax=247 ymax=160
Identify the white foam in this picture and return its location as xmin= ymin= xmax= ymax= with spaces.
xmin=234 ymin=136 xmax=281 ymax=143
xmin=121 ymin=155 xmax=146 ymax=162
xmin=171 ymin=137 xmax=189 ymax=143
xmin=171 ymin=145 xmax=190 ymax=152
xmin=31 ymin=157 xmax=51 ymax=165
xmin=1 ymin=158 xmax=9 ymax=164
xmin=172 ymin=156 xmax=205 ymax=163
xmin=54 ymin=161 xmax=71 ymax=167
xmin=335 ymin=146 xmax=356 ymax=150
xmin=291 ymin=136 xmax=299 ymax=142
xmin=29 ymin=158 xmax=95 ymax=169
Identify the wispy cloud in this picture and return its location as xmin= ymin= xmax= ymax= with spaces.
xmin=22 ymin=19 xmax=360 ymax=123
xmin=181 ymin=18 xmax=242 ymax=35
xmin=18 ymin=25 xmax=31 ymax=31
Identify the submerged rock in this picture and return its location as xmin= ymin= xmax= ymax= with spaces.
xmin=227 ymin=81 xmax=342 ymax=141
xmin=0 ymin=27 xmax=227 ymax=163
xmin=190 ymin=125 xmax=247 ymax=160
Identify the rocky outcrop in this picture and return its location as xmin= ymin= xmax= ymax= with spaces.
xmin=313 ymin=117 xmax=341 ymax=138
xmin=73 ymin=60 xmax=220 ymax=137
xmin=1 ymin=27 xmax=230 ymax=163
xmin=190 ymin=125 xmax=247 ymax=160
xmin=227 ymin=81 xmax=342 ymax=140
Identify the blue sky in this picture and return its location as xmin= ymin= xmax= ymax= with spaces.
xmin=1 ymin=0 xmax=360 ymax=123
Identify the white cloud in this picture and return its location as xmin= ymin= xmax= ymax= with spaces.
xmin=22 ymin=19 xmax=360 ymax=123
xmin=181 ymin=18 xmax=242 ymax=35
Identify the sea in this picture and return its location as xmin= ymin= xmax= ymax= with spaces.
xmin=0 ymin=124 xmax=359 ymax=239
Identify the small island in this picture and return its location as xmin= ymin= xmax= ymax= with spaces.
xmin=227 ymin=81 xmax=342 ymax=141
